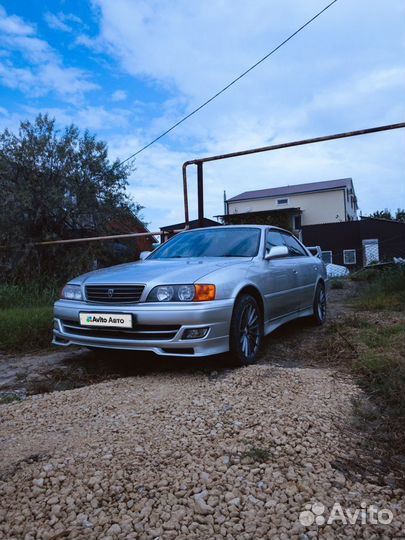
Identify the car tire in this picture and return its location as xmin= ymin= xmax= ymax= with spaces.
xmin=311 ymin=282 xmax=327 ymax=325
xmin=229 ymin=294 xmax=263 ymax=366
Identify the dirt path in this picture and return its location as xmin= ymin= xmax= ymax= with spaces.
xmin=1 ymin=284 xmax=404 ymax=539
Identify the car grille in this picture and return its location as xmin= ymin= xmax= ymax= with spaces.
xmin=85 ymin=285 xmax=145 ymax=304
xmin=61 ymin=320 xmax=180 ymax=341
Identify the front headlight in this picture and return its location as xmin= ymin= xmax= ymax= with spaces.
xmin=61 ymin=284 xmax=83 ymax=301
xmin=146 ymin=284 xmax=215 ymax=302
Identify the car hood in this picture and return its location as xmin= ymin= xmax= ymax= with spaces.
xmin=72 ymin=257 xmax=252 ymax=285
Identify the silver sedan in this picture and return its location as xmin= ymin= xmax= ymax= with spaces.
xmin=53 ymin=225 xmax=327 ymax=365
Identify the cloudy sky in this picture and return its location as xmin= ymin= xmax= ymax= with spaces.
xmin=1 ymin=0 xmax=404 ymax=231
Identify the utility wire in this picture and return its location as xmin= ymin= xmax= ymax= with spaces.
xmin=119 ymin=0 xmax=339 ymax=165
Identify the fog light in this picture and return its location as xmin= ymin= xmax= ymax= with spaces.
xmin=182 ymin=327 xmax=209 ymax=340
xmin=53 ymin=319 xmax=60 ymax=330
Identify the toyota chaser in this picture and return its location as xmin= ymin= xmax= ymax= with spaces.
xmin=53 ymin=225 xmax=327 ymax=365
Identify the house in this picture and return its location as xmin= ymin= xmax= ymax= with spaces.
xmin=301 ymin=217 xmax=405 ymax=267
xmin=223 ymin=178 xmax=358 ymax=234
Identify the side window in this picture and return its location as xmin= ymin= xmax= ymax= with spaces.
xmin=266 ymin=230 xmax=285 ymax=254
xmin=281 ymin=233 xmax=307 ymax=257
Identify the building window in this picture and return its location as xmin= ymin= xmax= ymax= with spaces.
xmin=277 ymin=198 xmax=289 ymax=205
xmin=321 ymin=251 xmax=332 ymax=264
xmin=293 ymin=215 xmax=301 ymax=229
xmin=343 ymin=249 xmax=356 ymax=265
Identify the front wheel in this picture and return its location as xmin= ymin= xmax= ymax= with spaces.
xmin=229 ymin=294 xmax=263 ymax=366
xmin=311 ymin=283 xmax=327 ymax=325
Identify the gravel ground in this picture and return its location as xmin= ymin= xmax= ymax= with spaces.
xmin=1 ymin=364 xmax=404 ymax=540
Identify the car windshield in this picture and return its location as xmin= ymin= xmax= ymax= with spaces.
xmin=149 ymin=227 xmax=261 ymax=259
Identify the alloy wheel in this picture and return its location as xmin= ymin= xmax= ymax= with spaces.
xmin=317 ymin=288 xmax=327 ymax=321
xmin=239 ymin=303 xmax=260 ymax=358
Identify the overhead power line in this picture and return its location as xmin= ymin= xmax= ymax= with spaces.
xmin=119 ymin=0 xmax=339 ymax=165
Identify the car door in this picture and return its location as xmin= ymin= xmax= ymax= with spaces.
xmin=280 ymin=232 xmax=318 ymax=310
xmin=262 ymin=229 xmax=301 ymax=320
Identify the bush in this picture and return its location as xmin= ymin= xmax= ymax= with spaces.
xmin=330 ymin=279 xmax=345 ymax=289
xmin=350 ymin=268 xmax=379 ymax=282
xmin=0 ymin=306 xmax=53 ymax=353
xmin=0 ymin=282 xmax=58 ymax=353
xmin=0 ymin=282 xmax=59 ymax=309
xmin=353 ymin=267 xmax=405 ymax=311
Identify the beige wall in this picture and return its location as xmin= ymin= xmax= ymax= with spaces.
xmin=228 ymin=189 xmax=352 ymax=225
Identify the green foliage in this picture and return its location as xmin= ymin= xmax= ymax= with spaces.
xmin=332 ymin=313 xmax=405 ymax=452
xmin=0 ymin=282 xmax=59 ymax=309
xmin=352 ymin=267 xmax=405 ymax=311
xmin=0 ymin=114 xmax=142 ymax=283
xmin=241 ymin=444 xmax=271 ymax=463
xmin=0 ymin=393 xmax=23 ymax=404
xmin=330 ymin=279 xmax=345 ymax=289
xmin=353 ymin=322 xmax=404 ymax=412
xmin=0 ymin=306 xmax=53 ymax=353
xmin=368 ymin=208 xmax=405 ymax=222
xmin=350 ymin=268 xmax=379 ymax=282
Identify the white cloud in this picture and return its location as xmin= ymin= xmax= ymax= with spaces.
xmin=0 ymin=61 xmax=98 ymax=100
xmin=44 ymin=11 xmax=84 ymax=33
xmin=14 ymin=105 xmax=132 ymax=132
xmin=0 ymin=6 xmax=34 ymax=35
xmin=85 ymin=0 xmax=404 ymax=229
xmin=0 ymin=33 xmax=57 ymax=63
xmin=1 ymin=1 xmax=404 ymax=231
xmin=0 ymin=7 xmax=97 ymax=101
xmin=111 ymin=89 xmax=127 ymax=102
xmin=44 ymin=12 xmax=72 ymax=33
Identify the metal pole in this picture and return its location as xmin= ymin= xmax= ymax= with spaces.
xmin=182 ymin=163 xmax=189 ymax=226
xmin=0 ymin=229 xmax=187 ymax=249
xmin=197 ymin=161 xmax=204 ymax=227
xmin=193 ymin=123 xmax=405 ymax=164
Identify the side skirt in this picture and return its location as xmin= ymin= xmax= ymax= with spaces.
xmin=264 ymin=307 xmax=314 ymax=336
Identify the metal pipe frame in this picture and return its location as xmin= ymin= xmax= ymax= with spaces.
xmin=182 ymin=122 xmax=405 ymax=228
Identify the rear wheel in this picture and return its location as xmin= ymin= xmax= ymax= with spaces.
xmin=229 ymin=294 xmax=263 ymax=365
xmin=311 ymin=283 xmax=327 ymax=325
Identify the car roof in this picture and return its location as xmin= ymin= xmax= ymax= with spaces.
xmin=179 ymin=224 xmax=289 ymax=233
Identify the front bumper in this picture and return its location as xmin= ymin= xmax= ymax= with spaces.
xmin=53 ymin=299 xmax=234 ymax=357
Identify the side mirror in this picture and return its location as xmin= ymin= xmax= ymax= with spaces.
xmin=265 ymin=245 xmax=289 ymax=260
xmin=139 ymin=251 xmax=151 ymax=260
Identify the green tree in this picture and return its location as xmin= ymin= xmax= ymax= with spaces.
xmin=368 ymin=209 xmax=405 ymax=222
xmin=394 ymin=208 xmax=405 ymax=222
xmin=0 ymin=114 xmax=142 ymax=283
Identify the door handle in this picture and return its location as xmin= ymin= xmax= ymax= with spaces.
xmin=292 ymin=269 xmax=298 ymax=274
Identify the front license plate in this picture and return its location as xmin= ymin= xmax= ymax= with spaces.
xmin=79 ymin=312 xmax=133 ymax=328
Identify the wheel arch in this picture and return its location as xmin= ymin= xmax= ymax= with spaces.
xmin=233 ymin=284 xmax=265 ymax=320
xmin=317 ymin=277 xmax=325 ymax=288
xmin=312 ymin=276 xmax=326 ymax=303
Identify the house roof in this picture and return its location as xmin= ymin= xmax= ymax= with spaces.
xmin=227 ymin=178 xmax=353 ymax=203
xmin=160 ymin=218 xmax=220 ymax=231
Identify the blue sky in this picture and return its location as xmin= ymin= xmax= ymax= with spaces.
xmin=0 ymin=0 xmax=404 ymax=231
